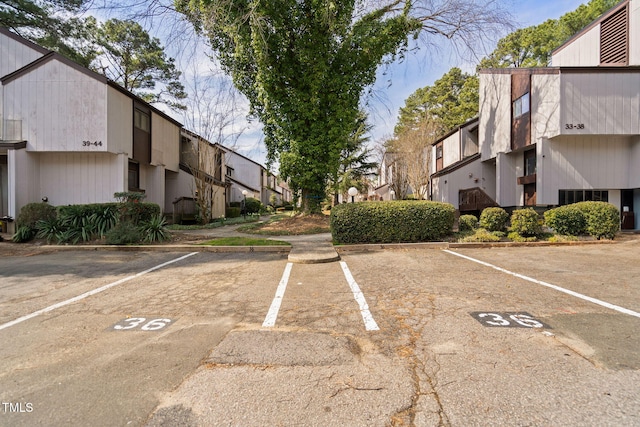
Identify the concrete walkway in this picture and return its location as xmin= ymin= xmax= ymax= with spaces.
xmin=172 ymin=220 xmax=340 ymax=264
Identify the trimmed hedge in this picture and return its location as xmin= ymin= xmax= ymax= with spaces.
xmin=458 ymin=214 xmax=478 ymax=232
xmin=544 ymin=201 xmax=619 ymax=239
xmin=16 ymin=202 xmax=57 ymax=228
xmin=575 ymin=201 xmax=619 ymax=239
xmin=479 ymin=207 xmax=509 ymax=232
xmin=510 ymin=208 xmax=541 ymax=237
xmin=544 ymin=204 xmax=585 ymax=236
xmin=330 ymin=201 xmax=455 ymax=244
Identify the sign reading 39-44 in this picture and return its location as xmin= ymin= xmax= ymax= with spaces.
xmin=470 ymin=312 xmax=550 ymax=329
xmin=111 ymin=317 xmax=173 ymax=332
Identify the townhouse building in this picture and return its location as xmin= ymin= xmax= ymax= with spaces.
xmin=431 ymin=0 xmax=640 ymax=230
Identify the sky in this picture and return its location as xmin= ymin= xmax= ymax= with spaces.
xmin=93 ymin=0 xmax=594 ymax=168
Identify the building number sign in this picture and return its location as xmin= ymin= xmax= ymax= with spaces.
xmin=82 ymin=140 xmax=103 ymax=147
xmin=470 ymin=312 xmax=550 ymax=329
xmin=112 ymin=317 xmax=173 ymax=331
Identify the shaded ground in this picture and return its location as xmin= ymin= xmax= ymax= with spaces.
xmin=240 ymin=214 xmax=330 ymax=235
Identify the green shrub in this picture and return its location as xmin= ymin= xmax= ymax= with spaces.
xmin=458 ymin=215 xmax=478 ymax=232
xmin=139 ymin=215 xmax=171 ymax=243
xmin=245 ymin=197 xmax=261 ymax=214
xmin=547 ymin=234 xmax=578 ymax=243
xmin=330 ymin=201 xmax=455 ymax=244
xmin=575 ymin=201 xmax=620 ymax=239
xmin=35 ymin=217 xmax=67 ymax=243
xmin=479 ymin=207 xmax=509 ymax=232
xmin=510 ymin=209 xmax=541 ymax=236
xmin=12 ymin=225 xmax=36 ymax=243
xmin=105 ymin=222 xmax=142 ymax=245
xmin=226 ymin=207 xmax=241 ymax=218
xmin=507 ymin=231 xmax=537 ymax=242
xmin=459 ymin=228 xmax=501 ymax=242
xmin=544 ymin=205 xmax=585 ymax=236
xmin=16 ymin=202 xmax=57 ymax=229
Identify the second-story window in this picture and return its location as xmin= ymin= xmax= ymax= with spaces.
xmin=134 ymin=109 xmax=150 ymax=132
xmin=513 ymin=93 xmax=530 ymax=118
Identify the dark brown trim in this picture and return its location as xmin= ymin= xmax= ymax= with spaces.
xmin=479 ymin=68 xmax=560 ymax=75
xmin=480 ymin=66 xmax=640 ymax=77
xmin=0 ymin=140 xmax=27 ymax=149
xmin=517 ymin=174 xmax=537 ymax=186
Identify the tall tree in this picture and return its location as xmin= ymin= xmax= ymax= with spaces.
xmin=176 ymin=0 xmax=510 ymax=212
xmin=92 ymin=19 xmax=187 ymax=111
xmin=395 ymin=67 xmax=478 ymax=136
xmin=329 ymin=113 xmax=378 ymax=205
xmin=0 ymin=0 xmax=97 ymax=65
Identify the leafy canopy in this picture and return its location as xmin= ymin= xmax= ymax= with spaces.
xmin=177 ymin=0 xmax=421 ymax=211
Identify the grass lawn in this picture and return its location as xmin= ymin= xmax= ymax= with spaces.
xmin=199 ymin=237 xmax=291 ymax=246
xmin=237 ymin=213 xmax=330 ymax=235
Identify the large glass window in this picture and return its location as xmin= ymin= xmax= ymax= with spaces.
xmin=558 ymin=190 xmax=608 ymax=205
xmin=524 ymin=149 xmax=536 ymax=176
xmin=128 ymin=161 xmax=140 ymax=191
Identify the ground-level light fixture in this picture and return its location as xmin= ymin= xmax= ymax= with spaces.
xmin=348 ymin=187 xmax=358 ymax=203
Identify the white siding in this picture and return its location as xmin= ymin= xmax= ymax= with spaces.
xmin=151 ymin=112 xmax=180 ymax=172
xmin=479 ymin=73 xmax=511 ymax=161
xmin=531 ymin=73 xmax=561 ymax=140
xmin=551 ymin=25 xmax=600 ymax=67
xmin=0 ymin=31 xmax=44 ymax=77
xmin=629 ymin=136 xmax=640 ymax=187
xmin=9 ymin=149 xmax=40 ymax=219
xmin=107 ymin=87 xmax=132 ymax=155
xmin=4 ymin=59 xmax=108 ymax=152
xmin=496 ymin=152 xmax=517 ymax=206
xmin=630 ymin=0 xmax=640 ymax=65
xmin=560 ymin=72 xmax=640 ymax=136
xmin=539 ymin=135 xmax=632 ymax=205
xmin=441 ymin=132 xmax=460 ymax=168
xmin=39 ymin=152 xmax=125 ymax=206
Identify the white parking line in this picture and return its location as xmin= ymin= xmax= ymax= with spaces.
xmin=340 ymin=261 xmax=380 ymax=331
xmin=444 ymin=249 xmax=640 ymax=319
xmin=262 ymin=262 xmax=293 ymax=327
xmin=0 ymin=252 xmax=198 ymax=332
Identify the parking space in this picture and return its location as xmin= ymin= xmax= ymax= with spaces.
xmin=1 ymin=242 xmax=639 ymax=426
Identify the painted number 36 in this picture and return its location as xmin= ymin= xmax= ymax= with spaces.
xmin=478 ymin=313 xmax=544 ymax=328
xmin=113 ymin=318 xmax=172 ymax=331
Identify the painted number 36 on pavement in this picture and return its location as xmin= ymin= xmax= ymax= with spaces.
xmin=470 ymin=312 xmax=549 ymax=328
xmin=113 ymin=318 xmax=172 ymax=331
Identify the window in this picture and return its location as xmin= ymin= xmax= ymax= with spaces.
xmin=524 ymin=149 xmax=536 ymax=176
xmin=226 ymin=166 xmax=234 ymax=177
xmin=513 ymin=93 xmax=530 ymax=118
xmin=435 ymin=145 xmax=443 ymax=159
xmin=558 ymin=190 xmax=608 ymax=205
xmin=134 ymin=109 xmax=150 ymax=132
xmin=128 ymin=161 xmax=140 ymax=191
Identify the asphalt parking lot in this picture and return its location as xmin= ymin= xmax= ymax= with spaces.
xmin=1 ymin=240 xmax=639 ymax=426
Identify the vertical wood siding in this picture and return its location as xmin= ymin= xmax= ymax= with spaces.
xmin=107 ymin=88 xmax=132 ymax=156
xmin=531 ymin=74 xmax=561 ymax=140
xmin=0 ymin=33 xmax=44 ymax=78
xmin=560 ymin=72 xmax=640 ymax=136
xmin=539 ymin=135 xmax=633 ymax=205
xmin=151 ymin=112 xmax=180 ymax=172
xmin=479 ymin=74 xmax=511 ymax=161
xmin=39 ymin=152 xmax=125 ymax=205
xmin=551 ymin=26 xmax=601 ymax=66
xmin=4 ymin=59 xmax=107 ymax=152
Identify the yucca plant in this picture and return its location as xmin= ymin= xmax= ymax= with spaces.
xmin=35 ymin=217 xmax=66 ymax=243
xmin=139 ymin=214 xmax=171 ymax=243
xmin=12 ymin=225 xmax=36 ymax=243
xmin=90 ymin=207 xmax=118 ymax=238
